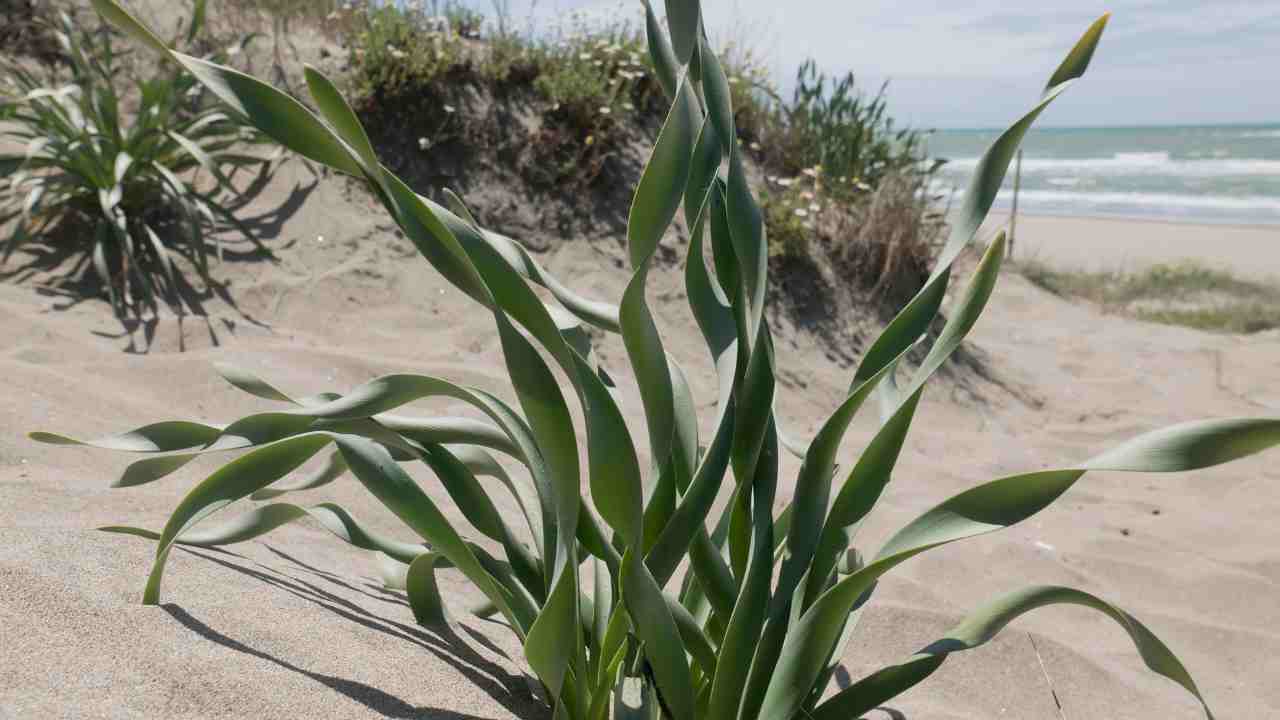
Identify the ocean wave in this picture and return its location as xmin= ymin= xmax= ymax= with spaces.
xmin=990 ymin=189 xmax=1280 ymax=216
xmin=943 ymin=152 xmax=1280 ymax=177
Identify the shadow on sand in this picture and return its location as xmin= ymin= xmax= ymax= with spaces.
xmin=163 ymin=545 xmax=548 ymax=720
xmin=1 ymin=172 xmax=320 ymax=353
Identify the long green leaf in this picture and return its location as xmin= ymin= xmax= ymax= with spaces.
xmin=757 ymin=417 xmax=1280 ymax=720
xmin=102 ymin=501 xmax=427 ymax=564
xmin=810 ymin=584 xmax=1212 ymax=720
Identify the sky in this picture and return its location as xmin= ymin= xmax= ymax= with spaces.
xmin=475 ymin=0 xmax=1280 ymax=129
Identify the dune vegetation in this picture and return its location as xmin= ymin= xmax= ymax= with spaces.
xmin=0 ymin=3 xmax=279 ymax=321
xmin=1020 ymin=259 xmax=1280 ymax=334
xmin=26 ymin=1 xmax=1280 ymax=719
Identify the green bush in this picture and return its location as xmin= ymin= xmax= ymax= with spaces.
xmin=731 ymin=54 xmax=943 ymax=275
xmin=532 ymin=11 xmax=656 ymax=120
xmin=0 ymin=5 xmax=278 ymax=320
xmin=41 ymin=3 xmax=1274 ymax=719
xmin=349 ymin=1 xmax=471 ymax=100
xmin=776 ymin=62 xmax=931 ymax=196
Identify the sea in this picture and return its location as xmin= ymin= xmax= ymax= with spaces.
xmin=927 ymin=124 xmax=1280 ymax=226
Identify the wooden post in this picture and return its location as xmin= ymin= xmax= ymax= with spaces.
xmin=1009 ymin=148 xmax=1023 ymax=259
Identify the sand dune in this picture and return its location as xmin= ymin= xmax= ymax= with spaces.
xmin=2 ymin=161 xmax=1279 ymax=718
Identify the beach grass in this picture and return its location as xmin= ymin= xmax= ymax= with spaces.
xmin=1020 ymin=259 xmax=1280 ymax=333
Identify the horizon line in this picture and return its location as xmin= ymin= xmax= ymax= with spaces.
xmin=930 ymin=120 xmax=1280 ymax=133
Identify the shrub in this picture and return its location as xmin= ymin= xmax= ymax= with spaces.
xmin=833 ymin=170 xmax=947 ymax=298
xmin=42 ymin=3 xmax=1276 ymax=719
xmin=760 ymin=166 xmax=943 ymax=311
xmin=762 ymin=62 xmax=934 ymax=200
xmin=0 ymin=5 xmax=278 ymax=320
xmin=349 ymin=1 xmax=471 ymax=101
xmin=735 ymin=56 xmax=943 ymax=282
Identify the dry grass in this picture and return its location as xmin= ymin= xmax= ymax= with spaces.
xmin=834 ymin=172 xmax=946 ymax=301
xmin=1020 ymin=260 xmax=1280 ymax=333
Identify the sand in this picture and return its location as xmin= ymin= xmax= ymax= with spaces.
xmin=2 ymin=157 xmax=1279 ymax=720
xmin=983 ymin=211 xmax=1280 ymax=280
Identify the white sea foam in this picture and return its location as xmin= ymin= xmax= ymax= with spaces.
xmin=990 ymin=189 xmax=1280 ymax=217
xmin=943 ymin=152 xmax=1280 ymax=177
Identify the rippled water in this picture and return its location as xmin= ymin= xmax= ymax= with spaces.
xmin=928 ymin=125 xmax=1280 ymax=225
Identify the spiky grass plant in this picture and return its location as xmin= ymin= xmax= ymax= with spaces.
xmin=0 ymin=4 xmax=278 ymax=320
xmin=35 ymin=2 xmax=1279 ymax=718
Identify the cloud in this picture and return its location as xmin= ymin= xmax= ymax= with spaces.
xmin=474 ymin=0 xmax=1280 ymax=126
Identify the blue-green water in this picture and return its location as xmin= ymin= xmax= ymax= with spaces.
xmin=928 ymin=124 xmax=1280 ymax=225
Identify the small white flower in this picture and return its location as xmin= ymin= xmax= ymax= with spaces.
xmin=776 ymin=178 xmax=795 ymax=187
xmin=443 ymin=104 xmax=456 ymax=114
xmin=598 ymin=106 xmax=612 ymax=115
xmin=802 ymin=167 xmax=818 ymax=178
xmin=623 ymin=102 xmax=634 ymax=110
xmin=750 ymin=142 xmax=761 ymax=151
xmin=793 ymin=208 xmax=808 ymax=218
xmin=808 ymin=203 xmax=821 ymax=212
xmin=418 ymin=137 xmax=429 ymax=150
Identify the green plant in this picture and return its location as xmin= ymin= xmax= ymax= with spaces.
xmin=0 ymin=4 xmax=277 ymax=320
xmin=349 ymin=1 xmax=470 ymax=100
xmin=520 ymin=20 xmax=657 ymax=187
xmin=40 ymin=3 xmax=1278 ymax=719
xmin=738 ymin=54 xmax=943 ymax=291
xmin=759 ymin=182 xmax=816 ymax=260
xmin=767 ymin=61 xmax=934 ymax=201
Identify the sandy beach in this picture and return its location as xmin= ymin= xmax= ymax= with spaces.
xmin=2 ymin=150 xmax=1279 ymax=720
xmin=983 ymin=211 xmax=1280 ymax=280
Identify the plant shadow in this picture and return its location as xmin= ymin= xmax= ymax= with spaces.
xmin=0 ymin=172 xmax=319 ymax=353
xmin=165 ymin=545 xmax=549 ymax=720
xmin=832 ymin=664 xmax=910 ymax=720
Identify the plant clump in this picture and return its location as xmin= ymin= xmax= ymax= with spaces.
xmin=35 ymin=3 xmax=1278 ymax=720
xmin=0 ymin=4 xmax=280 ymax=322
